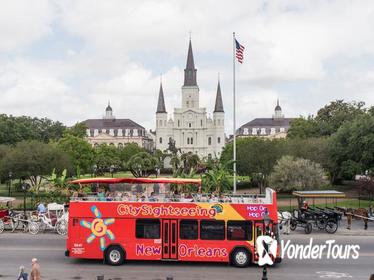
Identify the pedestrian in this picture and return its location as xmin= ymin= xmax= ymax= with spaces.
xmin=370 ymin=274 xmax=374 ymax=280
xmin=17 ymin=266 xmax=28 ymax=280
xmin=30 ymin=258 xmax=40 ymax=280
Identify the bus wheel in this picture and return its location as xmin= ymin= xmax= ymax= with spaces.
xmin=231 ymin=248 xmax=250 ymax=267
xmin=105 ymin=246 xmax=125 ymax=266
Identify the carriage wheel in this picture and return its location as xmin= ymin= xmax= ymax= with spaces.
xmin=28 ymin=222 xmax=40 ymax=235
xmin=325 ymin=220 xmax=338 ymax=234
xmin=304 ymin=223 xmax=312 ymax=234
xmin=56 ymin=220 xmax=67 ymax=235
xmin=0 ymin=220 xmax=4 ymax=233
xmin=290 ymin=220 xmax=297 ymax=231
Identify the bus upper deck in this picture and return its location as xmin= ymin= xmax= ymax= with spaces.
xmin=68 ymin=177 xmax=274 ymax=205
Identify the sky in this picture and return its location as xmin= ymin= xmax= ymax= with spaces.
xmin=1 ymin=0 xmax=374 ymax=134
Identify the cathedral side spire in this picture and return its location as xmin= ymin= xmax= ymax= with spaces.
xmin=184 ymin=39 xmax=197 ymax=86
xmin=214 ymin=79 xmax=224 ymax=113
xmin=156 ymin=82 xmax=167 ymax=113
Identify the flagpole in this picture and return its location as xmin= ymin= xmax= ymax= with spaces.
xmin=233 ymin=32 xmax=237 ymax=194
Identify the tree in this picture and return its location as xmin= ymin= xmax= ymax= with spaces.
xmin=0 ymin=145 xmax=11 ymax=183
xmin=221 ymin=137 xmax=285 ymax=192
xmin=93 ymin=144 xmax=121 ymax=174
xmin=34 ymin=118 xmax=66 ymax=143
xmin=119 ymin=143 xmax=145 ymax=165
xmin=0 ymin=141 xmax=72 ymax=191
xmin=287 ymin=117 xmax=319 ymax=138
xmin=58 ymin=134 xmax=94 ymax=175
xmin=127 ymin=152 xmax=159 ymax=177
xmin=284 ymin=137 xmax=330 ymax=170
xmin=180 ymin=152 xmax=200 ymax=174
xmin=288 ymin=100 xmax=366 ymax=138
xmin=269 ymin=156 xmax=327 ymax=192
xmin=315 ymin=100 xmax=365 ymax=136
xmin=203 ymin=159 xmax=231 ymax=194
xmin=328 ymin=114 xmax=374 ymax=181
xmin=0 ymin=114 xmax=66 ymax=145
xmin=65 ymin=122 xmax=88 ymax=138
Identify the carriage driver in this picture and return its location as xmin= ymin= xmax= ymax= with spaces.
xmin=300 ymin=200 xmax=309 ymax=211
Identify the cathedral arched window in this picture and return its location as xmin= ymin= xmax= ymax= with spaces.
xmin=191 ymin=138 xmax=193 ymax=145
xmin=208 ymin=137 xmax=212 ymax=145
xmin=118 ymin=143 xmax=123 ymax=148
xmin=200 ymin=119 xmax=203 ymax=126
xmin=187 ymin=138 xmax=190 ymax=145
xmin=178 ymin=120 xmax=180 ymax=127
xmin=189 ymin=123 xmax=192 ymax=128
xmin=217 ymin=137 xmax=221 ymax=144
xmin=159 ymin=137 xmax=162 ymax=144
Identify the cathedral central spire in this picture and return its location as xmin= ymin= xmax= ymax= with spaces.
xmin=184 ymin=39 xmax=197 ymax=86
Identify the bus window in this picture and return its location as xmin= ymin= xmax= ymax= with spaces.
xmin=200 ymin=220 xmax=225 ymax=240
xmin=180 ymin=220 xmax=198 ymax=240
xmin=227 ymin=221 xmax=252 ymax=241
xmin=136 ymin=219 xmax=160 ymax=239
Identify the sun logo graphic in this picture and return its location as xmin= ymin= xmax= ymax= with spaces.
xmin=80 ymin=205 xmax=115 ymax=251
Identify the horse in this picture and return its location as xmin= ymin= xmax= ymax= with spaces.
xmin=277 ymin=211 xmax=292 ymax=235
xmin=346 ymin=208 xmax=369 ymax=230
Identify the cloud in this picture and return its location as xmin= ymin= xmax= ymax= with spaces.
xmin=0 ymin=0 xmax=374 ymax=136
xmin=0 ymin=0 xmax=55 ymax=52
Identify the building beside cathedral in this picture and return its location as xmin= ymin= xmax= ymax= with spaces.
xmin=84 ymin=104 xmax=153 ymax=150
xmin=236 ymin=100 xmax=295 ymax=139
xmin=155 ymin=40 xmax=225 ymax=158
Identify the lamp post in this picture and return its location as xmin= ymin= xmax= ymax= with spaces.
xmin=8 ymin=171 xmax=12 ymax=196
xmin=261 ymin=211 xmax=272 ymax=280
xmin=21 ymin=182 xmax=29 ymax=217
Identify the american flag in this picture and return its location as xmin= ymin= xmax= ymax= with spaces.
xmin=235 ymin=39 xmax=245 ymax=63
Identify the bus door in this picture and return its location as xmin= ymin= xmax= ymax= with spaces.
xmin=162 ymin=219 xmax=178 ymax=259
xmin=254 ymin=221 xmax=264 ymax=241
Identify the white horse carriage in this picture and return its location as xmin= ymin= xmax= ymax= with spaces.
xmin=32 ymin=202 xmax=68 ymax=235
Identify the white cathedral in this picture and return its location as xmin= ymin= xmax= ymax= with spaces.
xmin=155 ymin=40 xmax=225 ymax=159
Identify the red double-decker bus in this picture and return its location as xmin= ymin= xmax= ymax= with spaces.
xmin=65 ymin=177 xmax=281 ymax=267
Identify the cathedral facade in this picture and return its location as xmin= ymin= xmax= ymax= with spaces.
xmin=155 ymin=40 xmax=225 ymax=159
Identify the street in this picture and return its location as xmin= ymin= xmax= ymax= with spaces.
xmin=0 ymin=230 xmax=373 ymax=280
